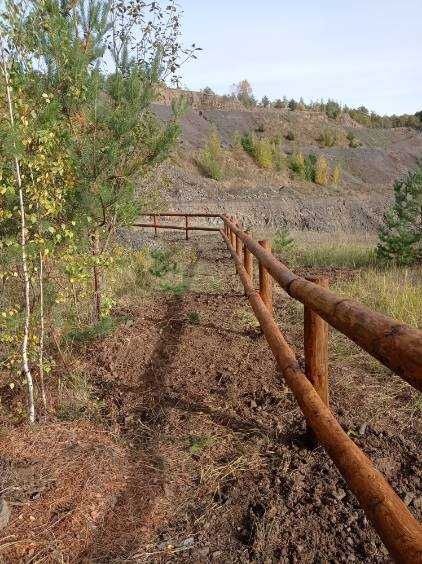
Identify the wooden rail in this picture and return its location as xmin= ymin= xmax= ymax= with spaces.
xmin=133 ymin=212 xmax=422 ymax=562
xmin=134 ymin=213 xmax=221 ymax=240
xmin=223 ymin=215 xmax=422 ymax=392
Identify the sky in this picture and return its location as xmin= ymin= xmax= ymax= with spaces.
xmin=177 ymin=0 xmax=421 ymax=115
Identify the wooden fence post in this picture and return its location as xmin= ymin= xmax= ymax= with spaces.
xmin=258 ymin=240 xmax=273 ymax=314
xmin=185 ymin=215 xmax=189 ymax=240
xmin=243 ymin=245 xmax=253 ymax=280
xmin=236 ymin=232 xmax=242 ymax=257
xmin=153 ymin=214 xmax=158 ymax=237
xmin=230 ymin=217 xmax=236 ymax=248
xmin=304 ymin=276 xmax=330 ymax=441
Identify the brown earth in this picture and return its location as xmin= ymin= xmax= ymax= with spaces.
xmin=1 ymin=234 xmax=420 ymax=563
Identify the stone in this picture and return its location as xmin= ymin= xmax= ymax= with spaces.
xmin=334 ymin=488 xmax=347 ymax=501
xmin=404 ymin=492 xmax=414 ymax=506
xmin=0 ymin=498 xmax=11 ymax=529
xmin=181 ymin=536 xmax=195 ymax=547
xmin=358 ymin=423 xmax=367 ymax=436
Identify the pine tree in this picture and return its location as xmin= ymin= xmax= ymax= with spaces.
xmin=377 ymin=168 xmax=422 ymax=265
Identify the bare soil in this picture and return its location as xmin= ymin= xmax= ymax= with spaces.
xmin=1 ymin=235 xmax=421 ymax=563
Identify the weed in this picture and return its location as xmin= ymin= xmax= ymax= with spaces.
xmin=235 ymin=307 xmax=260 ymax=329
xmin=253 ymin=137 xmax=274 ymax=169
xmin=66 ymin=316 xmax=117 ymax=344
xmin=318 ymin=128 xmax=338 ymax=147
xmin=335 ymin=267 xmax=422 ymax=328
xmin=187 ymin=435 xmax=215 ymax=455
xmin=57 ymin=371 xmax=104 ymax=422
xmin=198 ymin=128 xmax=225 ymax=180
xmin=187 ymin=311 xmax=200 ymax=324
xmin=289 ymin=152 xmax=305 ymax=176
xmin=332 ymin=164 xmax=342 ymax=186
xmin=304 ymin=154 xmax=317 ymax=182
xmin=241 ymin=132 xmax=254 ymax=155
xmin=293 ymin=243 xmax=377 ymax=268
xmin=159 ymin=280 xmax=188 ymax=295
xmin=315 ymin=156 xmax=329 ymax=185
xmin=273 ymin=229 xmax=295 ymax=253
xmin=347 ymin=131 xmax=362 ymax=148
xmin=149 ymin=249 xmax=178 ymax=277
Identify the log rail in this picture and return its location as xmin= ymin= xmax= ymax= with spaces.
xmin=134 ymin=212 xmax=422 ymax=562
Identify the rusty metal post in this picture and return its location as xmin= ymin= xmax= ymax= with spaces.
xmin=258 ymin=240 xmax=273 ymax=314
xmin=185 ymin=215 xmax=189 ymax=240
xmin=153 ymin=214 xmax=158 ymax=237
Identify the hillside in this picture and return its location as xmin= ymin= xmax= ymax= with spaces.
xmin=147 ymin=99 xmax=422 ymax=231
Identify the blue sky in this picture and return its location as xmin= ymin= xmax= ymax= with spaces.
xmin=177 ymin=0 xmax=421 ymax=115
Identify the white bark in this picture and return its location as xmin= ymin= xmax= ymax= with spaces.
xmin=38 ymin=252 xmax=47 ymax=410
xmin=1 ymin=48 xmax=36 ymax=424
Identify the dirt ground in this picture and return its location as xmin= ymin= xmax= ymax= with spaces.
xmin=1 ymin=234 xmax=421 ymax=563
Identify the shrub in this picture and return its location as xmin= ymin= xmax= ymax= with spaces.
xmin=304 ymin=154 xmax=317 ymax=182
xmin=332 ymin=164 xmax=342 ymax=186
xmin=377 ymin=168 xmax=422 ymax=265
xmin=325 ymin=100 xmax=341 ymax=119
xmin=288 ymin=99 xmax=298 ymax=111
xmin=285 ymin=130 xmax=295 ymax=141
xmin=253 ymin=137 xmax=273 ymax=169
xmin=241 ymin=132 xmax=254 ymax=155
xmin=289 ymin=152 xmax=305 ymax=176
xmin=315 ymin=156 xmax=329 ymax=185
xmin=240 ymin=132 xmax=286 ymax=171
xmin=272 ymin=148 xmax=287 ymax=172
xmin=318 ymin=128 xmax=338 ymax=147
xmin=198 ymin=128 xmax=224 ymax=180
xmin=348 ymin=109 xmax=372 ymax=127
xmin=273 ymin=229 xmax=295 ymax=253
xmin=347 ymin=131 xmax=362 ymax=148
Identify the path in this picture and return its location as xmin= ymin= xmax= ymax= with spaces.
xmin=84 ymin=234 xmax=420 ymax=562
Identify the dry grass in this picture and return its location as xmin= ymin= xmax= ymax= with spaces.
xmin=335 ymin=267 xmax=422 ymax=328
xmin=0 ymin=422 xmax=127 ymax=562
xmin=271 ymin=231 xmax=422 ymax=432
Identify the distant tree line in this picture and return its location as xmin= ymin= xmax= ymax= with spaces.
xmin=200 ymin=80 xmax=422 ymax=130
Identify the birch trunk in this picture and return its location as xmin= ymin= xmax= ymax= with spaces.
xmin=1 ymin=49 xmax=36 ymax=423
xmin=38 ymin=252 xmax=47 ymax=410
xmin=92 ymin=229 xmax=101 ymax=323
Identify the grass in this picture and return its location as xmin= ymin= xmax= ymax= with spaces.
xmin=271 ymin=230 xmax=378 ymax=268
xmin=293 ymin=243 xmax=377 ymax=268
xmin=187 ymin=434 xmax=215 ymax=455
xmin=235 ymin=307 xmax=260 ymax=329
xmin=335 ymin=267 xmax=422 ymax=328
xmin=269 ymin=230 xmax=421 ymax=430
xmin=187 ymin=311 xmax=200 ymax=324
xmin=66 ymin=316 xmax=118 ymax=343
xmin=271 ymin=229 xmax=421 ymax=327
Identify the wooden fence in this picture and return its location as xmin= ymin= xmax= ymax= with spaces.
xmin=134 ymin=212 xmax=422 ymax=563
